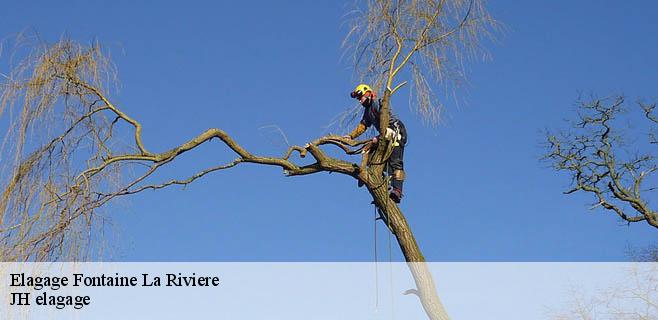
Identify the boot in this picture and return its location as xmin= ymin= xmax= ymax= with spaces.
xmin=390 ymin=186 xmax=403 ymax=203
xmin=389 ymin=174 xmax=404 ymax=203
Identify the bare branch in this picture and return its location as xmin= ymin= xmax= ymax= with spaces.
xmin=343 ymin=0 xmax=496 ymax=126
xmin=544 ymin=96 xmax=658 ymax=229
xmin=0 ymin=38 xmax=374 ymax=262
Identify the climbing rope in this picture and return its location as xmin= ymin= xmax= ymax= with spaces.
xmin=370 ymin=130 xmax=400 ymax=319
xmin=373 ymin=204 xmax=379 ymax=314
xmin=385 ymin=161 xmax=395 ymax=320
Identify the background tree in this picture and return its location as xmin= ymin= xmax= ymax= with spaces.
xmin=549 ymin=264 xmax=657 ymax=320
xmin=544 ymin=96 xmax=658 ymax=229
xmin=628 ymin=244 xmax=658 ymax=262
xmin=0 ymin=1 xmax=495 ymax=319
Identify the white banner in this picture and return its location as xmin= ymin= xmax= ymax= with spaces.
xmin=1 ymin=263 xmax=656 ymax=319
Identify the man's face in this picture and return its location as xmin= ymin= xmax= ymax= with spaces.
xmin=359 ymin=92 xmax=373 ymax=105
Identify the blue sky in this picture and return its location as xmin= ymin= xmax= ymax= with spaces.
xmin=1 ymin=1 xmax=657 ymax=261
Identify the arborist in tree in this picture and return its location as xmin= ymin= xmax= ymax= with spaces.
xmin=345 ymin=84 xmax=407 ymax=203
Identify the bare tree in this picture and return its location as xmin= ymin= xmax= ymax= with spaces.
xmin=549 ymin=264 xmax=657 ymax=320
xmin=544 ymin=96 xmax=658 ymax=229
xmin=1 ymin=1 xmax=494 ymax=319
xmin=628 ymin=244 xmax=658 ymax=262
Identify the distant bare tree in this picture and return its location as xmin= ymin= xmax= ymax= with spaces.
xmin=550 ymin=264 xmax=657 ymax=320
xmin=1 ymin=1 xmax=495 ymax=319
xmin=544 ymin=96 xmax=658 ymax=229
xmin=628 ymin=244 xmax=658 ymax=262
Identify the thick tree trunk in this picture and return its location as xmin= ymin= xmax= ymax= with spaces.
xmin=367 ymin=177 xmax=450 ymax=320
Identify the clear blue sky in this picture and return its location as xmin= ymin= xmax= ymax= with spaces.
xmin=1 ymin=1 xmax=656 ymax=261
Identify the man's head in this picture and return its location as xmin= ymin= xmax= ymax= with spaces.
xmin=350 ymin=84 xmax=376 ymax=105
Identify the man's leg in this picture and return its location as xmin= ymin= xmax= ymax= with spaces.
xmin=388 ymin=145 xmax=405 ymax=203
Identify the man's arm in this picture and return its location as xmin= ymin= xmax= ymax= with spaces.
xmin=346 ymin=107 xmax=371 ymax=140
xmin=347 ymin=122 xmax=367 ymax=139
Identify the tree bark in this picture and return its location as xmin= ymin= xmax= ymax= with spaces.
xmin=366 ymin=174 xmax=450 ymax=320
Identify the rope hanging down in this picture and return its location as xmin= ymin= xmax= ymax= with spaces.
xmin=371 ymin=137 xmax=397 ymax=319
xmin=366 ymin=127 xmax=402 ymax=318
